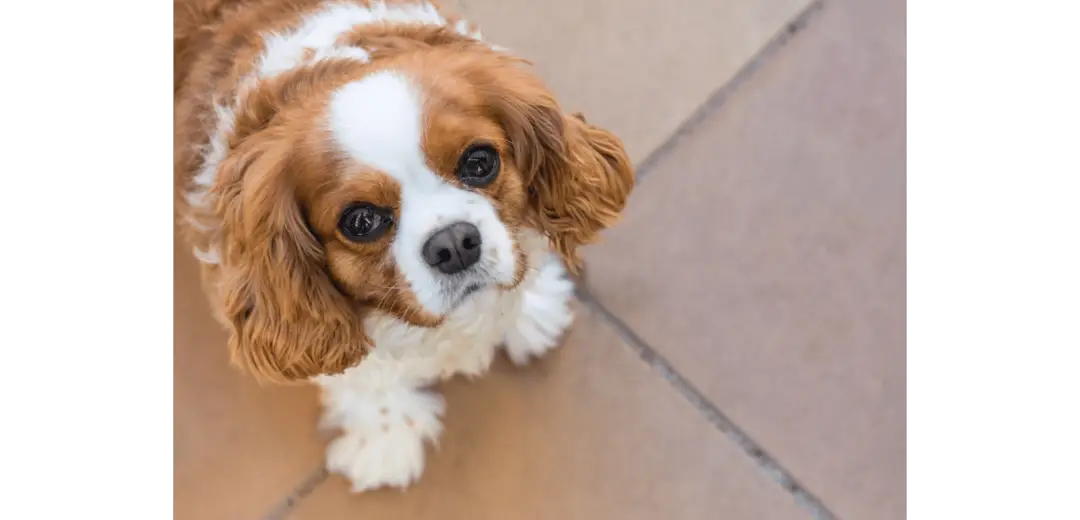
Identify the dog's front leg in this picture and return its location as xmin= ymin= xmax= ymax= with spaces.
xmin=315 ymin=365 xmax=445 ymax=493
xmin=503 ymin=252 xmax=576 ymax=365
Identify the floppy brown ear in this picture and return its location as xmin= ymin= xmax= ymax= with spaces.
xmin=525 ymin=113 xmax=634 ymax=272
xmin=212 ymin=135 xmax=370 ymax=384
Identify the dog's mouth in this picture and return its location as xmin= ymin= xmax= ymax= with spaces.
xmin=461 ymin=283 xmax=484 ymax=298
xmin=448 ymin=282 xmax=486 ymax=310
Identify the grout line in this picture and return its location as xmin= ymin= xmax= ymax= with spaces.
xmin=261 ymin=467 xmax=329 ymax=520
xmin=578 ymin=3 xmax=839 ymax=518
xmin=576 ymin=286 xmax=840 ymax=520
xmin=633 ymin=0 xmax=827 ymax=182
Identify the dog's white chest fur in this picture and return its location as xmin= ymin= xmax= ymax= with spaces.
xmin=315 ymin=229 xmax=576 ymax=492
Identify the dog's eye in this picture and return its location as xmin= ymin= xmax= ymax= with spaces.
xmin=456 ymin=144 xmax=500 ymax=187
xmin=338 ymin=204 xmax=394 ymax=242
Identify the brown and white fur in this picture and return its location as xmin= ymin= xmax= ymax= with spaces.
xmin=175 ymin=0 xmax=633 ymax=491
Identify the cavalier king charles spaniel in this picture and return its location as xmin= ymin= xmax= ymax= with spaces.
xmin=175 ymin=0 xmax=634 ymax=492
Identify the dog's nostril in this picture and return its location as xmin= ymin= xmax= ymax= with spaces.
xmin=462 ymin=236 xmax=479 ymax=250
xmin=436 ymin=248 xmax=452 ymax=264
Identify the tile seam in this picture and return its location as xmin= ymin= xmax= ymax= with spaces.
xmin=576 ymin=284 xmax=840 ymax=520
xmin=260 ymin=467 xmax=328 ymax=520
xmin=634 ymin=0 xmax=827 ymax=182
xmin=575 ymin=3 xmax=840 ymax=515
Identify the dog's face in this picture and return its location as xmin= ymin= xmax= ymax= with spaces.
xmin=318 ymin=66 xmax=530 ymax=323
xmin=209 ymin=47 xmax=633 ymax=383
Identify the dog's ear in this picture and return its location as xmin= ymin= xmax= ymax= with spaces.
xmin=524 ymin=113 xmax=634 ymax=272
xmin=478 ymin=59 xmax=634 ymax=271
xmin=212 ymin=133 xmax=370 ymax=384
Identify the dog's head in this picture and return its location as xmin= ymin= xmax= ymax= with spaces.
xmin=205 ymin=45 xmax=633 ymax=384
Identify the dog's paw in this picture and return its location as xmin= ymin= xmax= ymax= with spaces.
xmin=504 ymin=257 xmax=575 ymax=366
xmin=320 ymin=388 xmax=445 ymax=493
xmin=326 ymin=426 xmax=428 ymax=493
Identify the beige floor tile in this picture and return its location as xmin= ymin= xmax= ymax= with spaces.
xmin=461 ymin=0 xmax=813 ymax=163
xmin=291 ymin=308 xmax=809 ymax=520
xmin=174 ymin=235 xmax=325 ymax=520
xmin=582 ymin=1 xmax=906 ymax=519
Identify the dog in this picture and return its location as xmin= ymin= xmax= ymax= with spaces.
xmin=175 ymin=0 xmax=634 ymax=492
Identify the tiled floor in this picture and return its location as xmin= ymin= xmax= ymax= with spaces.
xmin=174 ymin=0 xmax=905 ymax=518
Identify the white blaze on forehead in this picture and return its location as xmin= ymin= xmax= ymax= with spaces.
xmin=328 ymin=71 xmax=433 ymax=186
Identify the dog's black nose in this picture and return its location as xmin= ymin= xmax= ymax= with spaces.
xmin=422 ymin=222 xmax=482 ymax=274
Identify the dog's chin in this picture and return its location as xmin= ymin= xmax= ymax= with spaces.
xmin=388 ymin=280 xmax=490 ymax=328
xmin=390 ymin=271 xmax=515 ymax=327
